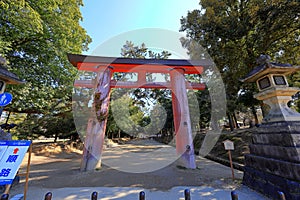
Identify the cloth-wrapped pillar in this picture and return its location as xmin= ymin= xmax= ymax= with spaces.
xmin=170 ymin=68 xmax=196 ymax=169
xmin=80 ymin=67 xmax=113 ymax=171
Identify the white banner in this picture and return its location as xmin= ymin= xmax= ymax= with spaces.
xmin=0 ymin=140 xmax=31 ymax=185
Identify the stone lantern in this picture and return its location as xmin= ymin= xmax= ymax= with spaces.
xmin=242 ymin=55 xmax=300 ymax=123
xmin=240 ymin=55 xmax=300 ymax=200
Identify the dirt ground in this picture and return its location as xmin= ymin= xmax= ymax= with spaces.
xmin=8 ymin=139 xmax=244 ymax=198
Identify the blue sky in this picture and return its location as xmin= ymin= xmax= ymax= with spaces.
xmin=80 ymin=0 xmax=200 ymax=57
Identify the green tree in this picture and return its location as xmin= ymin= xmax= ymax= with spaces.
xmin=120 ymin=41 xmax=171 ymax=108
xmin=121 ymin=41 xmax=171 ymax=59
xmin=105 ymin=41 xmax=174 ymax=139
xmin=110 ymin=94 xmax=145 ymax=137
xmin=0 ymin=0 xmax=91 ymax=139
xmin=180 ymin=0 xmax=300 ymax=128
xmin=0 ymin=0 xmax=91 ymax=114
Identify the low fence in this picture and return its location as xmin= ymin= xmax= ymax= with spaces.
xmin=0 ymin=189 xmax=287 ymax=200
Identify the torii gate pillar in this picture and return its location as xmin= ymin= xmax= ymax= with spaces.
xmin=170 ymin=68 xmax=196 ymax=169
xmin=80 ymin=67 xmax=113 ymax=171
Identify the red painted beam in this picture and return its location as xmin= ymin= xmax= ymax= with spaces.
xmin=74 ymin=80 xmax=205 ymax=90
xmin=111 ymin=81 xmax=205 ymax=90
xmin=76 ymin=62 xmax=204 ymax=74
xmin=74 ymin=80 xmax=95 ymax=88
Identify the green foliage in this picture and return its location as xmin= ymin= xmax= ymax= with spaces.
xmin=289 ymin=72 xmax=300 ymax=112
xmin=180 ymin=0 xmax=300 ymax=122
xmin=119 ymin=41 xmax=172 ymax=107
xmin=144 ymin=104 xmax=167 ymax=135
xmin=121 ymin=41 xmax=171 ymax=59
xmin=15 ymin=111 xmax=76 ymax=141
xmin=194 ymin=89 xmax=211 ymax=129
xmin=109 ymin=94 xmax=145 ymax=137
xmin=1 ymin=112 xmax=26 ymax=138
xmin=0 ymin=0 xmax=91 ymax=114
xmin=0 ymin=0 xmax=91 ymax=139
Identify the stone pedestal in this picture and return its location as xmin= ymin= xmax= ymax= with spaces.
xmin=243 ymin=121 xmax=300 ymax=199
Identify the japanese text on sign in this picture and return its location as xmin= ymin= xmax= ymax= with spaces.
xmin=0 ymin=140 xmax=31 ymax=185
xmin=223 ymin=140 xmax=234 ymax=150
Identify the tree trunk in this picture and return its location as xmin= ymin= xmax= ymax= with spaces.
xmin=54 ymin=132 xmax=58 ymax=143
xmin=251 ymin=105 xmax=259 ymax=125
xmin=5 ymin=111 xmax=11 ymax=124
xmin=227 ymin=113 xmax=234 ymax=131
xmin=233 ymin=112 xmax=239 ymax=129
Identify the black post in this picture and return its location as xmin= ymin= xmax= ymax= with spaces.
xmin=44 ymin=192 xmax=52 ymax=200
xmin=0 ymin=194 xmax=9 ymax=200
xmin=91 ymin=191 xmax=98 ymax=200
xmin=184 ymin=189 xmax=191 ymax=200
xmin=139 ymin=191 xmax=145 ymax=200
xmin=278 ymin=191 xmax=286 ymax=200
xmin=231 ymin=191 xmax=238 ymax=200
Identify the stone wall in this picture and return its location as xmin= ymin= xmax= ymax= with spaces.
xmin=243 ymin=121 xmax=300 ymax=200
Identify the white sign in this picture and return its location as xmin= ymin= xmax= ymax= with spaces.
xmin=0 ymin=140 xmax=31 ymax=185
xmin=0 ymin=141 xmax=9 ymax=161
xmin=223 ymin=139 xmax=234 ymax=150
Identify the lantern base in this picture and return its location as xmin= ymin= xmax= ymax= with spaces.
xmin=254 ymin=87 xmax=300 ymax=123
xmin=243 ymin=121 xmax=300 ymax=199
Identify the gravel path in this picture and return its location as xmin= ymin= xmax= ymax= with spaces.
xmin=7 ymin=139 xmax=270 ymax=199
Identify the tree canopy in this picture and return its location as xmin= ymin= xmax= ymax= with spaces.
xmin=180 ymin=0 xmax=300 ymax=126
xmin=0 ymin=0 xmax=91 ymax=114
xmin=0 ymin=0 xmax=91 ymax=140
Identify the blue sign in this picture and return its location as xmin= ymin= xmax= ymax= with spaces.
xmin=0 ymin=93 xmax=12 ymax=106
xmin=0 ymin=140 xmax=31 ymax=185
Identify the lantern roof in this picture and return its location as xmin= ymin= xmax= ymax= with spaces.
xmin=0 ymin=56 xmax=24 ymax=84
xmin=241 ymin=55 xmax=300 ymax=83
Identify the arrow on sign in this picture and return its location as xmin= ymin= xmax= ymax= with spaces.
xmin=0 ymin=92 xmax=13 ymax=106
xmin=13 ymin=148 xmax=19 ymax=154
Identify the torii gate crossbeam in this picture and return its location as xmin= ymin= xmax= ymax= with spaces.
xmin=68 ymin=54 xmax=211 ymax=171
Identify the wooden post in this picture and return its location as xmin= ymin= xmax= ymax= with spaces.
xmin=23 ymin=143 xmax=32 ymax=200
xmin=3 ymin=185 xmax=10 ymax=195
xmin=81 ymin=67 xmax=113 ymax=171
xmin=170 ymin=68 xmax=196 ymax=169
xmin=228 ymin=150 xmax=235 ymax=181
xmin=223 ymin=140 xmax=235 ymax=181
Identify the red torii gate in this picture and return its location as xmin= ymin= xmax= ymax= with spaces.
xmin=68 ymin=54 xmax=211 ymax=171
